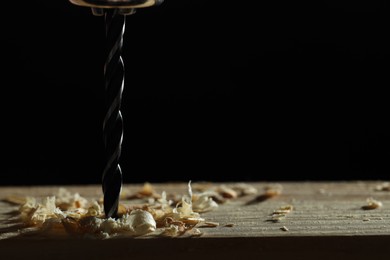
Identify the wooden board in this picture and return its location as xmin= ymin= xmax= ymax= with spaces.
xmin=1 ymin=181 xmax=390 ymax=259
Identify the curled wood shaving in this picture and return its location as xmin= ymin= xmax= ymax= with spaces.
xmin=246 ymin=184 xmax=282 ymax=205
xmin=19 ymin=196 xmax=63 ymax=226
xmin=192 ymin=193 xmax=219 ymax=213
xmin=268 ymin=205 xmax=293 ymax=222
xmin=273 ymin=205 xmax=293 ymax=215
xmin=230 ymin=183 xmax=258 ymax=196
xmin=190 ymin=228 xmax=203 ymax=237
xmin=192 ymin=182 xmax=215 ymax=192
xmin=9 ymin=182 xmax=256 ymax=239
xmin=192 ymin=183 xmax=258 ymax=202
xmin=172 ymin=198 xmax=204 ymax=225
xmin=264 ymin=184 xmax=283 ymax=197
xmin=160 ymin=224 xmax=183 ymax=237
xmin=56 ymin=188 xmax=88 ymax=210
xmin=361 ymin=198 xmax=382 ymax=210
xmin=375 ymin=182 xmax=390 ymax=191
xmin=63 ymin=210 xmax=156 ymax=238
xmin=138 ymin=182 xmax=155 ymax=196
xmin=14 ymin=190 xmax=157 ymax=238
xmin=125 ymin=182 xmax=161 ymax=200
xmin=216 ymin=185 xmax=238 ymax=199
xmin=193 ymin=191 xmax=226 ymax=204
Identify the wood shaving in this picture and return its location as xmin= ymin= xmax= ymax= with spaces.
xmin=125 ymin=182 xmax=161 ymax=200
xmin=216 ymin=185 xmax=238 ymax=199
xmin=280 ymin=226 xmax=289 ymax=231
xmin=375 ymin=182 xmax=390 ymax=191
xmin=15 ymin=192 xmax=156 ymax=238
xmin=193 ymin=183 xmax=258 ymax=202
xmin=55 ymin=188 xmax=88 ymax=210
xmin=161 ymin=226 xmax=202 ymax=237
xmin=98 ymin=210 xmax=156 ymax=237
xmin=199 ymin=221 xmax=219 ymax=228
xmin=245 ymin=184 xmax=282 ymax=205
xmin=269 ymin=205 xmax=293 ymax=222
xmin=190 ymin=228 xmax=203 ymax=236
xmin=138 ymin=182 xmax=155 ymax=196
xmin=6 ymin=181 xmax=257 ymax=239
xmin=361 ymin=198 xmax=383 ymax=210
xmin=192 ymin=182 xmax=214 ymax=191
xmin=160 ymin=224 xmax=182 ymax=237
xmin=264 ymin=184 xmax=283 ymax=197
xmin=192 ymin=193 xmax=219 ymax=213
xmin=193 ymin=191 xmax=226 ymax=204
xmin=224 ymin=223 xmax=234 ymax=227
xmin=230 ymin=183 xmax=258 ymax=196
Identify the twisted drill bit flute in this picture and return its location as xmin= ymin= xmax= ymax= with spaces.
xmin=69 ymin=0 xmax=163 ymax=218
xmin=102 ymin=9 xmax=125 ymax=218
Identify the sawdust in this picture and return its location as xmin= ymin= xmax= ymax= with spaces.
xmin=3 ymin=182 xmax=258 ymax=239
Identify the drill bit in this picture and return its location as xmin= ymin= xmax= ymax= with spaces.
xmin=69 ymin=0 xmax=164 ymax=219
xmin=102 ymin=9 xmax=125 ymax=218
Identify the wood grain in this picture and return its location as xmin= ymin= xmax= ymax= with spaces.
xmin=1 ymin=181 xmax=390 ymax=259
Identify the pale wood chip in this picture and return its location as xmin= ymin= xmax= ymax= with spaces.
xmin=216 ymin=186 xmax=238 ymax=199
xmin=280 ymin=226 xmax=289 ymax=231
xmin=375 ymin=182 xmax=390 ymax=191
xmin=268 ymin=205 xmax=293 ymax=222
xmin=362 ymin=198 xmax=382 ymax=210
xmin=199 ymin=221 xmax=219 ymax=228
xmin=264 ymin=184 xmax=283 ymax=197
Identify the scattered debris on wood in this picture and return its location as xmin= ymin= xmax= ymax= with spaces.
xmin=4 ymin=182 xmax=258 ymax=239
xmin=361 ymin=198 xmax=383 ymax=210
xmin=268 ymin=205 xmax=293 ymax=222
xmin=280 ymin=226 xmax=289 ymax=231
xmin=375 ymin=182 xmax=390 ymax=192
xmin=224 ymin=223 xmax=234 ymax=227
xmin=199 ymin=221 xmax=220 ymax=228
xmin=264 ymin=184 xmax=283 ymax=197
xmin=190 ymin=228 xmax=203 ymax=237
xmin=246 ymin=184 xmax=283 ymax=205
xmin=216 ymin=185 xmax=238 ymax=199
xmin=192 ymin=182 xmax=258 ymax=204
xmin=124 ymin=182 xmax=162 ymax=200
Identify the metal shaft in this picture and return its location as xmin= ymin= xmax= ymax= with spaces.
xmin=102 ymin=9 xmax=125 ymax=218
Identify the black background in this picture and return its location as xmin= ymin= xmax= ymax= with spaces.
xmin=1 ymin=1 xmax=389 ymax=185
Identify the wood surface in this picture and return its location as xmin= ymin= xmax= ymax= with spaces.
xmin=0 ymin=181 xmax=389 ymax=259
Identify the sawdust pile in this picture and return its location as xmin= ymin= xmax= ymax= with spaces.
xmin=6 ymin=182 xmax=257 ymax=239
